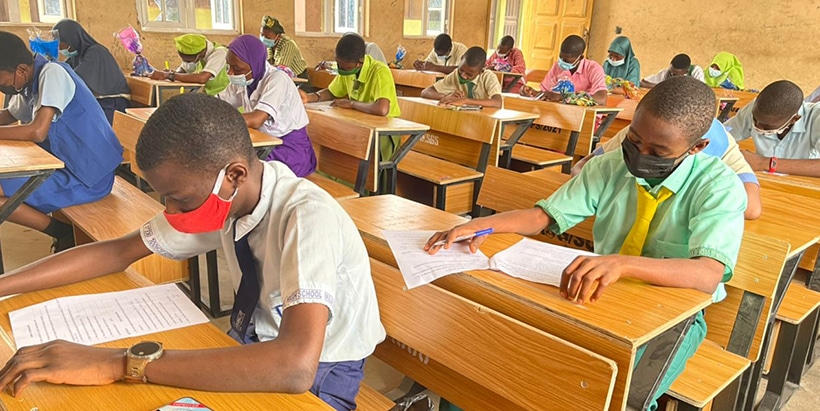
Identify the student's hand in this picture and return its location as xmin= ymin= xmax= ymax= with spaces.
xmin=541 ymin=91 xmax=563 ymax=102
xmin=520 ymin=85 xmax=538 ymax=97
xmin=0 ymin=340 xmax=125 ymax=396
xmin=560 ymin=255 xmax=628 ymax=304
xmin=149 ymin=70 xmax=168 ymax=81
xmin=424 ymin=222 xmax=490 ymax=255
xmin=413 ymin=60 xmax=428 ymax=71
xmin=741 ymin=150 xmax=770 ymax=171
xmin=439 ymin=91 xmax=466 ymax=105
xmin=298 ymin=89 xmax=309 ymax=104
xmin=331 ymin=99 xmax=354 ymax=109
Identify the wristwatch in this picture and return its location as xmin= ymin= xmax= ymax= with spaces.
xmin=123 ymin=341 xmax=164 ymax=383
xmin=167 ymin=71 xmax=176 ymax=82
xmin=768 ymin=156 xmax=778 ymax=173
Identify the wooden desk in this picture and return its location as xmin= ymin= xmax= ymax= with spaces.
xmin=714 ymin=88 xmax=758 ymax=118
xmin=492 ymin=71 xmax=524 ymax=93
xmin=292 ymin=76 xmax=308 ymax=84
xmin=341 ymin=194 xmax=712 ymax=411
xmin=0 ymin=142 xmax=65 ymax=272
xmin=124 ymin=74 xmax=203 ymax=107
xmin=304 ymin=105 xmax=429 ymax=194
xmin=0 ymin=271 xmax=332 ymax=410
xmin=390 ymin=69 xmax=445 ymax=97
xmin=307 ymin=68 xmax=337 ymax=90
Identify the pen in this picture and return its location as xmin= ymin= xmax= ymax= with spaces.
xmin=432 ymin=228 xmax=493 ymax=246
xmin=179 ymin=86 xmax=185 ymax=94
xmin=164 ymin=60 xmax=170 ymax=71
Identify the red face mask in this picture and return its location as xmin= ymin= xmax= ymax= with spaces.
xmin=164 ymin=166 xmax=237 ymax=234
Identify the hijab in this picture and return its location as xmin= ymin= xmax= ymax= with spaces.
xmin=228 ymin=35 xmax=268 ymax=95
xmin=705 ymin=52 xmax=745 ymax=90
xmin=53 ymin=19 xmax=129 ymax=96
xmin=603 ymin=36 xmax=641 ymax=85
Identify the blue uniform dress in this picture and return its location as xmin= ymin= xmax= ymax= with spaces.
xmin=1 ymin=55 xmax=123 ymax=213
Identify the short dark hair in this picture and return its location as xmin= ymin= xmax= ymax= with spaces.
xmin=0 ymin=31 xmax=33 ymax=72
xmin=136 ymin=93 xmax=255 ymax=174
xmin=335 ymin=34 xmax=366 ymax=62
xmin=671 ymin=54 xmax=691 ymax=70
xmin=637 ymin=76 xmax=715 ymax=143
xmin=433 ymin=34 xmax=453 ymax=54
xmin=756 ymin=80 xmax=804 ymax=118
xmin=560 ymin=35 xmax=586 ymax=55
xmin=463 ymin=46 xmax=487 ymax=68
xmin=499 ymin=35 xmax=514 ymax=48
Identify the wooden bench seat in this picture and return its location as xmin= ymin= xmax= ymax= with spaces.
xmin=667 ymin=341 xmax=750 ymax=408
xmin=306 ymin=174 xmax=359 ymax=200
xmin=398 ymin=151 xmax=483 ymax=185
xmin=508 ymin=143 xmax=573 ymax=169
xmin=307 ymin=109 xmax=376 ymax=197
xmin=58 ymin=176 xmax=187 ymax=284
xmin=356 ymin=382 xmax=395 ymax=410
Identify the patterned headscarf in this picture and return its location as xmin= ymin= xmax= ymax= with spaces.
xmin=261 ymin=16 xmax=285 ymax=34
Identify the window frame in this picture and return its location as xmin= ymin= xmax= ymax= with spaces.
xmin=403 ymin=0 xmax=451 ymax=39
xmin=295 ymin=0 xmax=368 ymax=37
xmin=135 ymin=0 xmax=242 ymax=35
xmin=0 ymin=0 xmax=74 ymax=26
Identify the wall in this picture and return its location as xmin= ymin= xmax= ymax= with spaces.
xmin=588 ymin=0 xmax=820 ymax=93
xmin=1 ymin=0 xmax=491 ymax=72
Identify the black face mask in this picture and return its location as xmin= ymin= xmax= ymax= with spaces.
xmin=0 ymin=71 xmax=23 ymax=96
xmin=621 ymin=137 xmax=690 ymax=180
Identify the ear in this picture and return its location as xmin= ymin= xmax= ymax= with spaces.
xmin=689 ymin=138 xmax=710 ymax=155
xmin=226 ymin=161 xmax=250 ymax=189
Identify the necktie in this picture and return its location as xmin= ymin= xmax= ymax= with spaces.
xmin=465 ymin=81 xmax=475 ymax=99
xmin=231 ymin=223 xmax=260 ymax=341
xmin=619 ymin=183 xmax=674 ymax=256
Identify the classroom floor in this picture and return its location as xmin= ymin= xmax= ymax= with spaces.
xmin=2 ymin=222 xmax=819 ymax=410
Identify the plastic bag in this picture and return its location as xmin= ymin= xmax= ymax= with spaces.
xmin=115 ymin=26 xmax=154 ymax=76
xmin=605 ymin=75 xmax=639 ymax=99
xmin=392 ymin=392 xmax=434 ymax=411
xmin=389 ymin=44 xmax=407 ymax=69
xmin=27 ymin=27 xmax=59 ymax=60
xmin=551 ymin=77 xmax=575 ymax=95
xmin=719 ymin=77 xmax=740 ymax=91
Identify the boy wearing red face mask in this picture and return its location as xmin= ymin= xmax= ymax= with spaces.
xmin=0 ymin=93 xmax=385 ymax=411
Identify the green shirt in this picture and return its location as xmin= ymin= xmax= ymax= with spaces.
xmin=536 ymin=149 xmax=746 ymax=285
xmin=328 ymin=55 xmax=401 ymax=118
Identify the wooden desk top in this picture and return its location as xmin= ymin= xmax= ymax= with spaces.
xmin=390 ymin=69 xmax=445 ymax=89
xmin=124 ymin=108 xmax=283 ymax=148
xmin=0 ymin=141 xmax=64 ymax=174
xmin=0 ymin=272 xmax=331 ymax=410
xmin=747 ymin=191 xmax=820 ymax=257
xmin=340 ymin=194 xmax=712 ymax=347
xmin=124 ymin=73 xmax=203 ymax=88
xmin=292 ymin=77 xmax=308 ymax=83
xmin=605 ymin=94 xmax=638 ymax=121
xmin=305 ymin=105 xmax=429 ymax=133
xmin=398 ymin=96 xmax=538 ymax=123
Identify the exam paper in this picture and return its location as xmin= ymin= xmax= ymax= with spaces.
xmin=304 ymin=101 xmax=334 ymax=111
xmin=10 ymin=284 xmax=209 ymax=348
xmin=490 ymin=238 xmax=597 ymax=287
xmin=382 ymin=230 xmax=490 ymax=289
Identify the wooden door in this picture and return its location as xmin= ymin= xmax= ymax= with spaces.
xmin=519 ymin=0 xmax=595 ymax=71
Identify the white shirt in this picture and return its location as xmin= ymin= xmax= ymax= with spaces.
xmin=643 ymin=65 xmax=705 ymax=84
xmin=218 ymin=64 xmax=309 ymax=137
xmin=9 ymin=63 xmax=76 ymax=123
xmin=179 ymin=41 xmax=228 ymax=77
xmin=140 ymin=161 xmax=385 ymax=362
xmin=366 ymin=42 xmax=388 ymax=64
xmin=725 ymin=101 xmax=820 ymax=159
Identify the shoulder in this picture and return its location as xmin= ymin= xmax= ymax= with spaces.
xmin=583 ymin=59 xmax=605 ymax=73
xmin=690 ymin=154 xmax=742 ymax=192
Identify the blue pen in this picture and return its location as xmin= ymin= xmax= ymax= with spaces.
xmin=433 ymin=228 xmax=493 ymax=246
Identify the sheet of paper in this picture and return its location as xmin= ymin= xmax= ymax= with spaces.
xmin=383 ymin=230 xmax=490 ymax=289
xmin=10 ymin=284 xmax=209 ymax=348
xmin=304 ymin=101 xmax=334 ymax=111
xmin=490 ymin=238 xmax=597 ymax=287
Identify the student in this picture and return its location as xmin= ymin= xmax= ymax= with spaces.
xmin=520 ymin=35 xmax=607 ymax=105
xmin=486 ymin=35 xmax=526 ymax=93
xmin=574 ymin=118 xmax=762 ymax=219
xmin=704 ymin=52 xmax=745 ymax=90
xmin=427 ymin=77 xmax=745 ymax=410
xmin=260 ymin=16 xmax=312 ymax=85
xmin=413 ymin=34 xmax=468 ymax=74
xmin=640 ymin=53 xmax=705 ymax=88
xmin=343 ymin=32 xmax=388 ymax=64
xmin=421 ymin=46 xmax=502 ymax=108
xmin=303 ymin=34 xmax=401 ymax=161
xmin=602 ymin=35 xmax=640 ymax=85
xmin=806 ymin=85 xmax=820 ymax=103
xmin=0 ymin=31 xmax=123 ymax=252
xmin=0 ymin=93 xmax=385 ymax=411
xmin=53 ymin=19 xmax=130 ymax=125
xmin=218 ymin=35 xmax=316 ymax=177
xmin=150 ymin=34 xmax=229 ymax=96
xmin=725 ymin=80 xmax=820 ymax=177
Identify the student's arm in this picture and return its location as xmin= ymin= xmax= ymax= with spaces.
xmin=743 ymin=182 xmax=762 ymax=220
xmin=451 ymin=95 xmax=502 ymax=108
xmin=742 ymin=151 xmax=820 ymax=177
xmin=167 ymin=71 xmax=214 ymax=85
xmin=302 ymin=88 xmax=336 ymax=103
xmin=591 ymin=90 xmax=608 ymax=105
xmin=431 ymin=64 xmax=457 ymax=74
xmin=242 ymin=110 xmax=270 ymax=129
xmin=332 ymin=98 xmax=390 ymax=116
xmin=0 ymin=303 xmax=328 ymax=396
xmin=0 ymin=106 xmax=57 ymax=143
xmin=587 ymin=63 xmax=609 ymax=105
xmin=425 ymin=207 xmax=554 ymax=254
xmin=0 ymin=109 xmax=17 ymax=126
xmin=640 ymin=79 xmax=658 ymax=88
xmin=0 ymin=232 xmax=151 ymax=298
xmin=421 ymin=85 xmax=447 ymax=101
xmin=571 ymin=154 xmax=595 ymax=176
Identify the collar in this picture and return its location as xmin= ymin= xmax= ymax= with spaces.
xmin=232 ymin=160 xmax=274 ymax=241
xmin=30 ymin=54 xmax=51 ymax=96
xmin=355 ymin=54 xmax=377 ymax=84
xmin=789 ymin=103 xmax=811 ymax=134
xmin=626 ymin=152 xmax=697 ymax=195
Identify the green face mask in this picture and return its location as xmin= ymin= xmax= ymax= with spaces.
xmin=338 ymin=66 xmax=361 ymax=76
xmin=457 ymin=72 xmax=472 ymax=84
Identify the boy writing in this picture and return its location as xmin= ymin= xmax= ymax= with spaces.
xmin=486 ymin=35 xmax=526 ymax=93
xmin=640 ymin=53 xmax=705 ymax=88
xmin=413 ymin=34 xmax=468 ymax=75
xmin=421 ymin=46 xmax=503 ymax=108
xmin=520 ymin=35 xmax=607 ymax=105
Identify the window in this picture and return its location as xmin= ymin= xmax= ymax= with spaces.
xmin=137 ymin=0 xmax=239 ymax=33
xmin=0 ymin=0 xmax=73 ymax=24
xmin=487 ymin=0 xmax=523 ymax=50
xmin=403 ymin=0 xmax=449 ymax=37
xmin=295 ymin=0 xmax=365 ymax=35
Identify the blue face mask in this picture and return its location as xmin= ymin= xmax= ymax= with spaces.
xmin=228 ymin=73 xmax=254 ymax=87
xmin=59 ymin=48 xmax=78 ymax=58
xmin=259 ymin=35 xmax=277 ymax=48
xmin=558 ymin=56 xmax=580 ymax=71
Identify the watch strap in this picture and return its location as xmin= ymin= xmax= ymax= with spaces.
xmin=768 ymin=156 xmax=778 ymax=173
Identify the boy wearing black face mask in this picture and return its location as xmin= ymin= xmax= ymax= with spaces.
xmin=0 ymin=31 xmax=122 ymax=252
xmin=426 ymin=76 xmax=745 ymax=410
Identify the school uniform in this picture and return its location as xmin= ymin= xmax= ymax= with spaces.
xmin=365 ymin=42 xmax=388 ymax=64
xmin=725 ymin=101 xmax=820 ymax=159
xmin=486 ymin=47 xmax=527 ymax=93
xmin=540 ymin=58 xmax=608 ymax=95
xmin=140 ymin=160 xmax=386 ymax=411
xmin=1 ymin=55 xmax=123 ymax=213
xmin=270 ymin=35 xmax=308 ymax=78
xmin=596 ymin=118 xmax=758 ymax=184
xmin=537 ymin=148 xmax=745 ymax=410
xmin=806 ymin=85 xmax=820 ymax=103
xmin=424 ymin=42 xmax=468 ymax=67
xmin=643 ymin=65 xmax=705 ymax=84
xmin=178 ymin=41 xmax=230 ymax=96
xmin=327 ymin=55 xmax=400 ymax=160
xmin=219 ymin=64 xmax=316 ymax=177
xmin=433 ymin=69 xmax=502 ymax=100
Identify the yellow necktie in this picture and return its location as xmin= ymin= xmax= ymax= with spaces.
xmin=619 ymin=183 xmax=674 ymax=256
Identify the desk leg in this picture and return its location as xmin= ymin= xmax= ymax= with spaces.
xmin=563 ymin=131 xmax=581 ymax=174
xmin=256 ymin=146 xmax=275 ymax=160
xmin=806 ymin=248 xmax=820 ymax=291
xmin=0 ymin=170 xmax=54 ymax=275
xmin=500 ymin=120 xmax=536 ymax=169
xmin=627 ymin=314 xmax=695 ymax=411
xmin=380 ymin=130 xmax=426 ymax=195
xmin=594 ymin=113 xmax=620 ymax=148
xmin=186 ymin=256 xmax=202 ymax=310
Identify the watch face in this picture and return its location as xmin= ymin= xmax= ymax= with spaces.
xmin=131 ymin=341 xmax=162 ymax=357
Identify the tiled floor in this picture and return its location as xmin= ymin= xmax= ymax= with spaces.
xmin=2 ymin=222 xmax=819 ymax=409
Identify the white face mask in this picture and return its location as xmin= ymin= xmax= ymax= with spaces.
xmin=753 ymin=116 xmax=797 ymax=137
xmin=228 ymin=73 xmax=254 ymax=87
xmin=496 ymin=51 xmax=508 ymax=58
xmin=181 ymin=61 xmax=198 ymax=72
xmin=708 ymin=67 xmax=722 ymax=78
xmin=607 ymin=57 xmax=625 ymax=67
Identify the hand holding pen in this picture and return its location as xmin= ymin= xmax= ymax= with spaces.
xmin=424 ymin=227 xmax=493 ymax=255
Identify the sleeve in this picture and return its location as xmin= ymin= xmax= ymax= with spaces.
xmin=599 ymin=127 xmax=627 ymax=154
xmin=71 ymin=47 xmax=103 ymax=88
xmin=424 ymin=48 xmax=438 ymax=64
xmin=721 ymin=133 xmax=758 ymax=184
xmin=327 ymin=76 xmax=347 ymax=98
xmin=275 ymin=41 xmax=297 ymax=68
xmin=481 ymin=71 xmax=502 ymax=98
xmin=36 ymin=64 xmax=76 ymax=120
xmin=626 ymin=60 xmax=641 ymax=85
xmin=534 ymin=158 xmax=604 ymax=233
xmin=279 ymin=200 xmax=341 ymax=323
xmin=433 ymin=72 xmax=459 ymax=94
xmin=451 ymin=44 xmax=467 ymax=65
xmin=511 ymin=49 xmax=526 ymax=75
xmin=643 ymin=68 xmax=667 ymax=84
xmin=540 ymin=65 xmax=558 ymax=91
xmin=723 ymin=103 xmax=754 ymax=141
xmin=586 ymin=62 xmax=609 ymax=94
xmin=201 ymin=47 xmax=227 ymax=77
xmin=7 ymin=95 xmax=32 ymax=123
xmin=140 ymin=213 xmax=222 ymax=260
xmin=372 ymin=66 xmax=398 ymax=103
xmin=253 ymin=72 xmax=289 ymax=120
xmin=688 ymin=174 xmax=746 ymax=281
xmin=486 ymin=52 xmax=496 ymax=68
xmin=692 ymin=66 xmax=706 ymax=82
